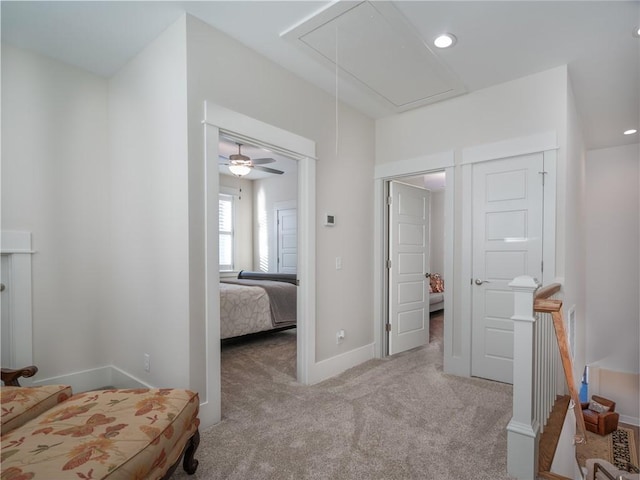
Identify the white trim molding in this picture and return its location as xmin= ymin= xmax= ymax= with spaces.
xmin=374 ymin=150 xmax=454 ymax=179
xmin=30 ymin=365 xmax=152 ymax=392
xmin=373 ymin=152 xmax=455 ymax=363
xmin=462 ymin=131 xmax=558 ymax=165
xmin=202 ymin=101 xmax=317 ymax=428
xmin=309 ymin=343 xmax=375 ymax=385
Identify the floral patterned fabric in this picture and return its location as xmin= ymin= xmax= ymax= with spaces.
xmin=1 ymin=388 xmax=200 ymax=480
xmin=429 ymin=274 xmax=444 ymax=293
xmin=1 ymin=385 xmax=72 ymax=435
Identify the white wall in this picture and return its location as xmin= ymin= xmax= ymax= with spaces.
xmin=107 ymin=17 xmax=190 ymax=388
xmin=585 ymin=143 xmax=639 ymax=421
xmin=376 ymin=66 xmax=569 ymax=375
xmin=563 ymin=80 xmax=587 ymax=388
xmin=185 ymin=15 xmax=375 ymax=376
xmin=376 ymin=67 xmax=568 ymax=165
xmin=253 ymin=173 xmax=297 ymax=272
xmin=1 ymin=44 xmax=110 ymax=379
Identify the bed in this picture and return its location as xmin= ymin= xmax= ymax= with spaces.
xmin=220 ymin=271 xmax=297 ymax=339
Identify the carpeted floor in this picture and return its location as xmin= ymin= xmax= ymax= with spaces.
xmin=174 ymin=312 xmax=516 ymax=479
xmin=576 ymin=427 xmax=638 ymax=471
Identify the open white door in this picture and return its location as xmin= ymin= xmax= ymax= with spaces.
xmin=471 ymin=153 xmax=544 ymax=383
xmin=277 ymin=208 xmax=297 ymax=274
xmin=388 ymin=181 xmax=430 ymax=355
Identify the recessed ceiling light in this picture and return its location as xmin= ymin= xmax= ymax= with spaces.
xmin=634 ymin=26 xmax=640 ymax=38
xmin=434 ymin=33 xmax=457 ymax=49
xmin=623 ymin=129 xmax=637 ymax=135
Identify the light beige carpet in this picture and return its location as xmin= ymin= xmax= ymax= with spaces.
xmin=175 ymin=317 xmax=515 ymax=479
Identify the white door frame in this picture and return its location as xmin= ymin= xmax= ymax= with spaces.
xmin=0 ymin=231 xmax=34 ymax=369
xmin=457 ymin=132 xmax=558 ymax=378
xmin=373 ymin=151 xmax=455 ymax=358
xmin=374 ymin=132 xmax=557 ymax=377
xmin=201 ymin=102 xmax=316 ymax=426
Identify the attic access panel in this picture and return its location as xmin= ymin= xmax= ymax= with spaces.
xmin=283 ymin=1 xmax=465 ymax=112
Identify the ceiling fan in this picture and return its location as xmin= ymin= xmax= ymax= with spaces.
xmin=219 ymin=143 xmax=284 ymax=177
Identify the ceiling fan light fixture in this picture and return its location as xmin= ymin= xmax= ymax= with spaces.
xmin=434 ymin=33 xmax=457 ymax=49
xmin=229 ymin=164 xmax=251 ymax=177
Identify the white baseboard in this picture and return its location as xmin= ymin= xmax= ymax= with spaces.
xmin=309 ymin=342 xmax=375 ymax=385
xmin=29 ymin=365 xmax=152 ymax=393
xmin=620 ymin=414 xmax=640 ymax=427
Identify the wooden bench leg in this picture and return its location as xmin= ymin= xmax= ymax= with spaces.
xmin=160 ymin=429 xmax=200 ymax=479
xmin=182 ymin=429 xmax=200 ymax=475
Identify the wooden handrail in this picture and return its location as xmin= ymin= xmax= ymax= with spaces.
xmin=536 ymin=283 xmax=562 ymax=300
xmin=533 ymin=300 xmax=588 ymax=445
xmin=534 ymin=298 xmax=562 ymax=313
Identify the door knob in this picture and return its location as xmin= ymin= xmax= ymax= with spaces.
xmin=425 ymin=273 xmax=431 ymax=278
xmin=474 ymin=278 xmax=491 ymax=285
xmin=0 ymin=283 xmax=5 ymax=292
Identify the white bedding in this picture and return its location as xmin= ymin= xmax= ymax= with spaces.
xmin=219 ymin=282 xmax=274 ymax=339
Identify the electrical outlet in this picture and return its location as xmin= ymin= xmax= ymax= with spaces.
xmin=336 ymin=329 xmax=345 ymax=344
xmin=144 ymin=354 xmax=150 ymax=372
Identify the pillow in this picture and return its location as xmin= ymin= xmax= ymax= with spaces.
xmin=588 ymin=399 xmax=610 ymax=413
xmin=430 ymin=274 xmax=444 ymax=293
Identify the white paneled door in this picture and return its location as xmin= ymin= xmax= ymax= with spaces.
xmin=471 ymin=153 xmax=544 ymax=384
xmin=1 ymin=255 xmax=10 ymax=366
xmin=277 ymin=208 xmax=297 ymax=274
xmin=389 ymin=181 xmax=430 ymax=355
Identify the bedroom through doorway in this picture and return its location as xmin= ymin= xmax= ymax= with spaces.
xmin=384 ymin=171 xmax=447 ymax=359
xmin=217 ymin=134 xmax=300 ymax=405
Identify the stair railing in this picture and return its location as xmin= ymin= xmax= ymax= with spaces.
xmin=506 ymin=276 xmax=586 ymax=479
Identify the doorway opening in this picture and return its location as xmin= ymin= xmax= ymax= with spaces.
xmin=201 ymin=102 xmax=316 ymax=426
xmin=383 ymin=171 xmax=447 ymax=358
xmin=217 ymin=134 xmax=300 ymax=394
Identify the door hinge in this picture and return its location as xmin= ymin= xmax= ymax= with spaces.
xmin=386 ymin=259 xmax=392 ymax=269
xmin=387 ymin=195 xmax=392 ymax=205
xmin=539 ymin=170 xmax=547 ymax=186
xmin=541 ymin=260 xmax=544 ymax=273
xmin=385 ymin=323 xmax=391 ymax=332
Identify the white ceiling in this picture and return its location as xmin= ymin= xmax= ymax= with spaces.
xmin=2 ymin=1 xmax=639 ymax=151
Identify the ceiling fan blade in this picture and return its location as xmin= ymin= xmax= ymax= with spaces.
xmin=254 ymin=165 xmax=284 ymax=175
xmin=251 ymin=157 xmax=276 ymax=165
xmin=219 ymin=155 xmax=230 ymax=162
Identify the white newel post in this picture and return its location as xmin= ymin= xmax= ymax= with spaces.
xmin=507 ymin=275 xmax=540 ymax=480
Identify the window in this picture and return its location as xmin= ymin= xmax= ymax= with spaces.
xmin=219 ymin=193 xmax=234 ymax=271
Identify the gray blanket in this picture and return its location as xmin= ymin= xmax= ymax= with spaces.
xmin=220 ymin=278 xmax=297 ymax=326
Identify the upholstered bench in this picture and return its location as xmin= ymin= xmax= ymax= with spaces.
xmin=2 ymin=379 xmax=72 ymax=434
xmin=1 ymin=367 xmax=200 ymax=479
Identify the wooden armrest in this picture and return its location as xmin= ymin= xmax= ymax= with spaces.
xmin=1 ymin=366 xmax=38 ymax=386
xmin=594 ymin=462 xmax=618 ymax=480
